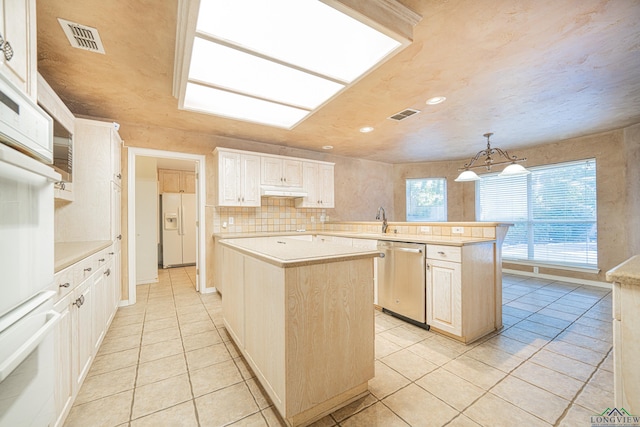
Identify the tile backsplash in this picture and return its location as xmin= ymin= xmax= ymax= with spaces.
xmin=212 ymin=198 xmax=329 ymax=233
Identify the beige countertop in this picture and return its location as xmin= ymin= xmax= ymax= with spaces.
xmin=55 ymin=240 xmax=112 ymax=272
xmin=213 ymin=231 xmax=495 ymax=246
xmin=219 ymin=236 xmax=381 ymax=268
xmin=606 ymin=255 xmax=640 ymax=287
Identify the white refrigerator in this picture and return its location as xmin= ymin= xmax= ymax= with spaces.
xmin=162 ymin=193 xmax=196 ymax=268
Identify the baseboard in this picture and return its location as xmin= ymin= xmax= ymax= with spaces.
xmin=136 ymin=278 xmax=158 ymax=285
xmin=502 ymin=268 xmax=611 ymax=289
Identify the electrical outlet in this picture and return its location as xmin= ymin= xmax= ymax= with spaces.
xmin=229 ymin=217 xmax=234 ymax=225
xmin=310 ymin=216 xmax=315 ymax=223
xmin=320 ymin=214 xmax=326 ymax=222
xmin=222 ymin=221 xmax=227 ymax=229
xmin=452 ymin=227 xmax=464 ymax=234
xmin=533 ymin=266 xmax=539 ymax=274
xmin=420 ymin=226 xmax=431 ymax=233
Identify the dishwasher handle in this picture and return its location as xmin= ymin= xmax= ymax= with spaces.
xmin=383 ymin=246 xmax=423 ymax=254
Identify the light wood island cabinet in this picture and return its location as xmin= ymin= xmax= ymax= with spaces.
xmin=220 ymin=237 xmax=378 ymax=427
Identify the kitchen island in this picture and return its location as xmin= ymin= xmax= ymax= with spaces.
xmin=219 ymin=236 xmax=380 ymax=427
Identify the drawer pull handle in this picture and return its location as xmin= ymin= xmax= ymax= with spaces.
xmin=73 ymin=295 xmax=85 ymax=308
xmin=59 ymin=282 xmax=71 ymax=288
xmin=84 ymin=267 xmax=92 ymax=272
xmin=104 ymin=269 xmax=111 ymax=277
xmin=437 ymin=251 xmax=446 ymax=255
xmin=108 ymin=252 xmax=115 ymax=255
xmin=99 ymin=258 xmax=105 ymax=262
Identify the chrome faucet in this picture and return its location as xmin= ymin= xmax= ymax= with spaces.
xmin=376 ymin=207 xmax=388 ymax=233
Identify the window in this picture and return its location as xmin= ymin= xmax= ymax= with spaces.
xmin=476 ymin=159 xmax=597 ymax=268
xmin=406 ymin=178 xmax=447 ymax=221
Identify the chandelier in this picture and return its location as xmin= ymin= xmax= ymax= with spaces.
xmin=454 ymin=132 xmax=530 ymax=182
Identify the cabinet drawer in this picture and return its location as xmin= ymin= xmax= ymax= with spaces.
xmin=53 ymin=268 xmax=75 ymax=301
xmin=427 ymin=245 xmax=461 ymax=262
xmin=73 ymin=254 xmax=98 ymax=284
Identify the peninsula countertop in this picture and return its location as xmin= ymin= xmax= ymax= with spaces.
xmin=219 ymin=236 xmax=381 ymax=268
xmin=213 ymin=231 xmax=496 ymax=246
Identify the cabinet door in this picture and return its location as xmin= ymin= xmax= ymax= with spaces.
xmin=92 ymin=269 xmax=106 ymax=355
xmin=241 ymin=154 xmax=261 ymax=207
xmin=0 ymin=0 xmax=33 ymax=96
xmin=217 ymin=151 xmax=241 ymax=206
xmin=296 ymin=162 xmax=318 ymax=208
xmin=110 ymin=241 xmax=121 ymax=311
xmin=111 ymin=129 xmax=122 ymax=184
xmin=53 ymin=295 xmax=74 ymax=426
xmin=159 ymin=169 xmax=182 ymax=193
xmin=261 ymin=157 xmax=283 ymax=186
xmin=181 ymin=171 xmax=196 ymax=193
xmin=111 ymin=181 xmax=122 ymax=242
xmin=73 ymin=281 xmax=94 ymax=389
xmin=283 ymin=159 xmax=303 ymax=187
xmin=318 ymin=164 xmax=334 ymax=208
xmin=426 ymin=259 xmax=462 ymax=336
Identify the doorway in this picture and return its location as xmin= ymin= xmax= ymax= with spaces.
xmin=127 ymin=147 xmax=207 ymax=306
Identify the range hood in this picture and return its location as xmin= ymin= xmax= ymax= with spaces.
xmin=260 ymin=185 xmax=308 ymax=198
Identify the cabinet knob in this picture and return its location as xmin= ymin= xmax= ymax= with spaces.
xmin=99 ymin=258 xmax=105 ymax=262
xmin=117 ymin=235 xmax=122 ymax=240
xmin=104 ymin=269 xmax=111 ymax=277
xmin=2 ymin=40 xmax=13 ymax=61
xmin=59 ymin=282 xmax=71 ymax=288
xmin=242 ymin=197 xmax=245 ymax=202
xmin=108 ymin=252 xmax=115 ymax=255
xmin=426 ymin=264 xmax=430 ymax=270
xmin=117 ymin=173 xmax=122 ymax=179
xmin=84 ymin=267 xmax=92 ymax=272
xmin=438 ymin=251 xmax=445 ymax=255
xmin=73 ymin=295 xmax=85 ymax=307
xmin=237 ymin=197 xmax=240 ymax=202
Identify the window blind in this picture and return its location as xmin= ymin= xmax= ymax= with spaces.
xmin=476 ymin=159 xmax=597 ymax=268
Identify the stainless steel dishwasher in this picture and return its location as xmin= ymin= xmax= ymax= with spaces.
xmin=377 ymin=240 xmax=428 ymax=327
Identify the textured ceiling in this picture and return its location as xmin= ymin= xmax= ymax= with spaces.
xmin=36 ymin=0 xmax=640 ymax=164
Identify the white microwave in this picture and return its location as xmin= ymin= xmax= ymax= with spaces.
xmin=0 ymin=73 xmax=53 ymax=163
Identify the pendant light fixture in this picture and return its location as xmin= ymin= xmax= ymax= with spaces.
xmin=454 ymin=133 xmax=530 ymax=182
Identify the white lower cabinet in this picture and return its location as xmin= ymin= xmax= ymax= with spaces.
xmin=425 ymin=243 xmax=495 ymax=344
xmin=426 ymin=259 xmax=462 ymax=336
xmin=52 ymin=244 xmax=120 ymax=426
xmin=52 ymin=293 xmax=74 ymax=427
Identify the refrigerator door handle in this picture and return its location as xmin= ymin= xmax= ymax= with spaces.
xmin=178 ymin=205 xmax=184 ymax=236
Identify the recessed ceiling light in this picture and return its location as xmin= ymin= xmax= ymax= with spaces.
xmin=360 ymin=126 xmax=374 ymax=133
xmin=322 ymin=145 xmax=333 ymax=150
xmin=426 ymin=96 xmax=446 ymax=105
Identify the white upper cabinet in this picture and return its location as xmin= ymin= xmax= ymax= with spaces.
xmin=296 ymin=161 xmax=334 ymax=208
xmin=261 ymin=156 xmax=303 ymax=187
xmin=214 ymin=147 xmax=334 ymax=208
xmin=214 ymin=148 xmax=260 ymax=207
xmin=0 ymin=0 xmax=37 ymax=99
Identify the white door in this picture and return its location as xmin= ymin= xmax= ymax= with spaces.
xmin=135 ymin=180 xmax=157 ymax=283
xmin=181 ymin=193 xmax=197 ymax=265
xmin=162 ymin=193 xmax=182 ymax=267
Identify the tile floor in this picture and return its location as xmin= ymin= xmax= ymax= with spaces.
xmin=64 ymin=268 xmax=614 ymax=427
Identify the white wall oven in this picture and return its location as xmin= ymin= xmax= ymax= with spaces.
xmin=0 ymin=71 xmax=60 ymax=426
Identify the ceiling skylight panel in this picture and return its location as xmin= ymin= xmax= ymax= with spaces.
xmin=183 ymin=83 xmax=309 ymax=128
xmin=196 ymin=0 xmax=402 ymax=82
xmin=188 ymin=37 xmax=344 ymax=109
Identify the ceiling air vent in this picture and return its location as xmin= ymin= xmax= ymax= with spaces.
xmin=387 ymin=108 xmax=420 ymax=121
xmin=58 ymin=18 xmax=106 ymax=54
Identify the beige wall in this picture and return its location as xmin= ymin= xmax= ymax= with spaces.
xmin=117 ymin=123 xmax=394 ymax=299
xmin=393 ymin=126 xmax=640 ymax=282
